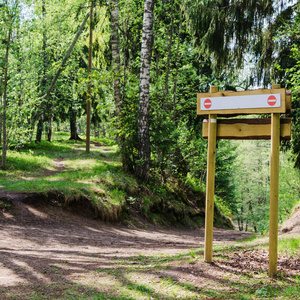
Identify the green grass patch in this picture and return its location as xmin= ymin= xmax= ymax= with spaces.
xmin=3 ymin=151 xmax=55 ymax=172
xmin=91 ymin=136 xmax=117 ymax=146
xmin=22 ymin=140 xmax=74 ymax=152
xmin=51 ymin=131 xmax=70 ymax=139
xmin=278 ymin=235 xmax=300 ymax=256
xmin=0 ymin=134 xmax=128 ymax=212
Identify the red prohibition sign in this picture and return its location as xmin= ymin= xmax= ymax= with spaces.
xmin=267 ymin=95 xmax=277 ymax=106
xmin=204 ymin=98 xmax=212 ymax=109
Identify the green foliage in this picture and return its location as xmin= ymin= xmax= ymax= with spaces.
xmin=279 ymin=153 xmax=300 ymax=223
xmin=269 ymin=3 xmax=300 ymax=166
xmin=183 ymin=0 xmax=275 ymax=72
xmin=232 ymin=140 xmax=271 ymax=233
xmin=214 ymin=195 xmax=231 ymax=217
xmin=184 ymin=173 xmax=206 ymax=193
xmin=0 ymin=134 xmax=214 ymax=227
xmin=215 ymin=140 xmax=237 ymax=208
xmin=231 ymin=140 xmax=300 ymax=234
xmin=283 ymin=8 xmax=300 ymax=168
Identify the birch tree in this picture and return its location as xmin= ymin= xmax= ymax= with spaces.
xmin=135 ymin=0 xmax=155 ymax=182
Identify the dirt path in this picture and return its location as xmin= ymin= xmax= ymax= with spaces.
xmin=0 ymin=196 xmax=252 ymax=288
xmin=1 ymin=194 xmax=299 ymax=299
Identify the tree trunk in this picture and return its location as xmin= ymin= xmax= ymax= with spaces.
xmin=34 ymin=11 xmax=89 ymax=142
xmin=47 ymin=102 xmax=54 ymax=142
xmin=111 ymin=0 xmax=134 ymax=173
xmin=135 ymin=0 xmax=155 ymax=182
xmin=238 ymin=206 xmax=244 ymax=231
xmin=172 ymin=19 xmax=182 ymax=124
xmin=69 ymin=106 xmax=81 ymax=141
xmin=237 ymin=217 xmax=242 ymax=231
xmin=157 ymin=0 xmax=174 ymax=181
xmin=35 ymin=0 xmax=48 ymax=143
xmin=16 ymin=24 xmax=23 ymax=107
xmin=43 ymin=11 xmax=90 ymax=101
xmin=111 ymin=0 xmax=121 ymax=118
xmin=101 ymin=123 xmax=106 ymax=137
xmin=94 ymin=120 xmax=99 ymax=138
xmin=163 ymin=0 xmax=174 ymax=102
xmin=86 ymin=4 xmax=93 ymax=153
xmin=35 ymin=114 xmax=44 ymax=143
xmin=32 ymin=9 xmax=91 ymax=139
xmin=1 ymin=27 xmax=12 ymax=169
xmin=33 ymin=11 xmax=90 ymax=142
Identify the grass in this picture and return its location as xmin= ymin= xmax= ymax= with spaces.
xmin=0 ymin=133 xmax=133 ymax=217
xmin=0 ymin=133 xmax=210 ymax=227
xmin=278 ymin=235 xmax=300 ymax=256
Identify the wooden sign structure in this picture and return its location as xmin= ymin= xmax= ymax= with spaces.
xmin=197 ymin=84 xmax=292 ymax=277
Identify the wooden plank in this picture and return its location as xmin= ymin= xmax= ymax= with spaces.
xmin=202 ymin=118 xmax=291 ymax=140
xmin=197 ymin=88 xmax=286 ymax=115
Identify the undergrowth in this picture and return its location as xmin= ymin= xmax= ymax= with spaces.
xmin=0 ymin=132 xmax=234 ymax=228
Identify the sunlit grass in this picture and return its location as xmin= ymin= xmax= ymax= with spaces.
xmin=278 ymin=235 xmax=300 ymax=256
xmin=2 ymin=151 xmax=55 ymax=172
xmin=0 ymin=134 xmax=130 ymax=209
xmin=22 ymin=140 xmax=74 ymax=152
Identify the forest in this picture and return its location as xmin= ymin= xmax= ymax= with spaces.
xmin=1 ymin=0 xmax=300 ymax=233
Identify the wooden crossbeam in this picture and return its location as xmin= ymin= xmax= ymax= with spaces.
xmin=202 ymin=118 xmax=291 ymax=140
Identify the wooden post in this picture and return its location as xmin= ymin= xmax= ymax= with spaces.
xmin=269 ymin=84 xmax=280 ymax=277
xmin=204 ymin=86 xmax=218 ymax=262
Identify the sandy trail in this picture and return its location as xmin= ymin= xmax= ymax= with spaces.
xmin=0 ymin=197 xmax=252 ymax=287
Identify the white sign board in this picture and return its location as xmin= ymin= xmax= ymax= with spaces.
xmin=200 ymin=94 xmax=281 ymax=111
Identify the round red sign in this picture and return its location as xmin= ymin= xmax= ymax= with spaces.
xmin=267 ymin=95 xmax=277 ymax=106
xmin=204 ymin=99 xmax=212 ymax=109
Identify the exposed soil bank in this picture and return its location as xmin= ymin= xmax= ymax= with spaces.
xmin=280 ymin=204 xmax=300 ymax=234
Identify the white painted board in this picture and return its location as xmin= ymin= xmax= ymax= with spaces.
xmin=200 ymin=94 xmax=281 ymax=111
